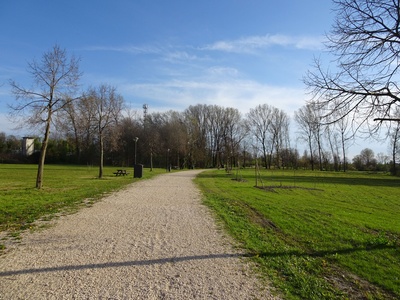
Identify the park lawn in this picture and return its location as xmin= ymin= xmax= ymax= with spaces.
xmin=0 ymin=164 xmax=164 ymax=233
xmin=195 ymin=169 xmax=400 ymax=300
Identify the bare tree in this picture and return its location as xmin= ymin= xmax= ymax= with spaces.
xmin=334 ymin=102 xmax=353 ymax=171
xmin=204 ymin=105 xmax=244 ymax=169
xmin=207 ymin=105 xmax=225 ymax=168
xmin=58 ymin=91 xmax=99 ymax=165
xmin=389 ymin=109 xmax=400 ymax=175
xmin=0 ymin=132 xmax=6 ymax=154
xmin=294 ymin=103 xmax=319 ymax=170
xmin=10 ymin=45 xmax=80 ymax=188
xmin=56 ymin=98 xmax=84 ymax=161
xmin=184 ymin=104 xmax=209 ymax=168
xmin=159 ymin=110 xmax=187 ymax=169
xmin=83 ymin=85 xmax=124 ymax=178
xmin=182 ymin=104 xmax=247 ymax=169
xmin=324 ymin=119 xmax=340 ymax=171
xmin=360 ymin=148 xmax=377 ymax=170
xmin=246 ymin=104 xmax=273 ymax=168
xmin=269 ymin=107 xmax=290 ymax=168
xmin=116 ymin=111 xmax=143 ymax=167
xmin=312 ymin=106 xmax=324 ymax=171
xmin=305 ymin=0 xmax=400 ymax=131
xmin=221 ymin=107 xmax=245 ymax=171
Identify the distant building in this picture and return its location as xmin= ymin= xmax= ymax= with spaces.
xmin=22 ymin=137 xmax=34 ymax=156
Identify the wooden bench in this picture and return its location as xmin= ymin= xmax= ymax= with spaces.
xmin=113 ymin=169 xmax=130 ymax=176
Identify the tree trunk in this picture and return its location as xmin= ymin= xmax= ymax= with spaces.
xmin=36 ymin=114 xmax=52 ymax=189
xmin=150 ymin=148 xmax=153 ymax=171
xmin=262 ymin=143 xmax=268 ymax=169
xmin=391 ymin=126 xmax=399 ymax=176
xmin=317 ymin=135 xmax=323 ymax=171
xmin=99 ymin=133 xmax=104 ymax=178
xmin=308 ymin=140 xmax=314 ymax=171
xmin=70 ymin=115 xmax=81 ymax=162
xmin=341 ymin=135 xmax=347 ymax=172
xmin=392 ymin=145 xmax=396 ymax=176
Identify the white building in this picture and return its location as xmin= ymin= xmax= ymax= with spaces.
xmin=22 ymin=137 xmax=34 ymax=156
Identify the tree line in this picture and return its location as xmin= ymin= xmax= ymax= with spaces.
xmin=3 ymin=98 xmax=399 ymax=175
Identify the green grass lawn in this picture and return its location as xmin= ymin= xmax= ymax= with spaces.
xmin=195 ymin=169 xmax=400 ymax=300
xmin=1 ymin=164 xmax=399 ymax=299
xmin=0 ymin=164 xmax=164 ymax=234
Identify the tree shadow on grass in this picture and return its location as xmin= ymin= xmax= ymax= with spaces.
xmin=197 ymin=171 xmax=400 ymax=188
xmin=246 ymin=243 xmax=398 ymax=259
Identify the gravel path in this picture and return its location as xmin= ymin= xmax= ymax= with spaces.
xmin=0 ymin=170 xmax=279 ymax=299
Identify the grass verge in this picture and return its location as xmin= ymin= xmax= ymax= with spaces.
xmin=0 ymin=164 xmax=164 ymax=240
xmin=195 ymin=169 xmax=400 ymax=300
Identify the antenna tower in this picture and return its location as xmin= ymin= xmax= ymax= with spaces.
xmin=143 ymin=104 xmax=148 ymax=120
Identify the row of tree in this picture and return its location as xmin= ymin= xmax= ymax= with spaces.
xmin=3 ymin=97 xmax=399 ymax=174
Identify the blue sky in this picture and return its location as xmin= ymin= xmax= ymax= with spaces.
xmin=3 ymin=1 xmax=386 ymax=157
xmin=0 ymin=0 xmax=333 ymax=131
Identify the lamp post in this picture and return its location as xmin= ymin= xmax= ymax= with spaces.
xmin=166 ymin=148 xmax=170 ymax=172
xmin=134 ymin=137 xmax=139 ymax=165
xmin=133 ymin=137 xmax=139 ymax=178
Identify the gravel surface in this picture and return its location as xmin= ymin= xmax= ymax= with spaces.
xmin=0 ymin=170 xmax=279 ymax=299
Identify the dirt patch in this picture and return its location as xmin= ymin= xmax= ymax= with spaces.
xmin=324 ymin=264 xmax=398 ymax=300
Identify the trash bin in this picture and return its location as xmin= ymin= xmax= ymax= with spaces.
xmin=134 ymin=164 xmax=143 ymax=178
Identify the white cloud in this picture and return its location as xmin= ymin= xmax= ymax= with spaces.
xmin=82 ymin=45 xmax=163 ymax=55
xmin=206 ymin=66 xmax=240 ymax=77
xmin=122 ymin=78 xmax=307 ymax=117
xmin=82 ymin=33 xmax=325 ymax=59
xmin=163 ymin=51 xmax=202 ymax=62
xmin=204 ymin=34 xmax=325 ymax=53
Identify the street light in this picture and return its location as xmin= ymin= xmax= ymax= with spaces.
xmin=134 ymin=137 xmax=139 ymax=165
xmin=166 ymin=148 xmax=170 ymax=172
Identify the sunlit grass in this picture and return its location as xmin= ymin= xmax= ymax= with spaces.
xmin=195 ymin=169 xmax=400 ymax=299
xmin=0 ymin=164 xmax=164 ymax=232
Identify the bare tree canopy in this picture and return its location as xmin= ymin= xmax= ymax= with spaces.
xmin=10 ymin=45 xmax=81 ymax=125
xmin=83 ymin=84 xmax=124 ymax=178
xmin=304 ymin=0 xmax=400 ymax=130
xmin=10 ymin=44 xmax=81 ymax=188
